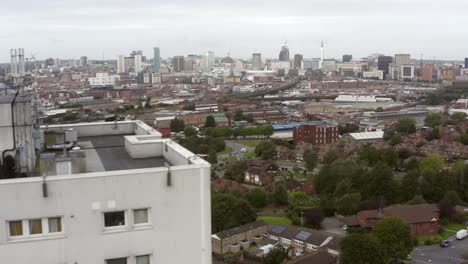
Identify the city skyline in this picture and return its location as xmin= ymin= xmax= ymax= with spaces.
xmin=1 ymin=0 xmax=468 ymax=62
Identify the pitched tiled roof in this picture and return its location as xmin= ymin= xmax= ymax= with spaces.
xmin=211 ymin=178 xmax=249 ymax=193
xmin=213 ymin=221 xmax=267 ymax=239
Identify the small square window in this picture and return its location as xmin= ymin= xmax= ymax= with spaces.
xmin=134 ymin=209 xmax=149 ymax=225
xmin=106 ymin=258 xmax=127 ymax=264
xmin=9 ymin=221 xmax=23 ymax=237
xmin=29 ymin=219 xmax=43 ymax=235
xmin=48 ymin=217 xmax=62 ymax=233
xmin=104 ymin=211 xmax=125 ymax=227
xmin=136 ymin=255 xmax=150 ymax=264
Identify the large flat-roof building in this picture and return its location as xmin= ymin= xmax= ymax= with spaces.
xmin=0 ymin=92 xmax=212 ymax=264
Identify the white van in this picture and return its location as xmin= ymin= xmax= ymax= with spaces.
xmin=456 ymin=229 xmax=467 ymax=240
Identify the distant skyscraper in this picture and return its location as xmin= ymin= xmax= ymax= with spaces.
xmin=153 ymin=47 xmax=160 ymax=72
xmin=293 ymin=54 xmax=303 ymax=69
xmin=184 ymin=59 xmax=194 ymax=72
xmin=252 ymin=53 xmax=262 ymax=70
xmin=320 ymin=41 xmax=324 ymax=69
xmin=80 ymin=56 xmax=88 ymax=67
xmin=378 ymin=56 xmax=393 ymax=78
xmin=117 ymin=55 xmax=125 ymax=73
xmin=465 ymin=58 xmax=468 ymax=68
xmin=173 ymin=56 xmax=185 ymax=72
xmin=207 ymin=51 xmax=215 ymax=67
xmin=342 ymin=54 xmax=352 ymax=63
xmin=18 ymin=48 xmax=25 ymax=76
xmin=134 ymin=54 xmax=142 ymax=72
xmin=394 ymin=54 xmax=411 ymax=65
xmin=10 ymin=49 xmax=18 ymax=76
xmin=279 ymin=44 xmax=290 ymax=62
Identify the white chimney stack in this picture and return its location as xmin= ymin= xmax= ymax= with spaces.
xmin=18 ymin=48 xmax=25 ymax=76
xmin=10 ymin=49 xmax=18 ymax=76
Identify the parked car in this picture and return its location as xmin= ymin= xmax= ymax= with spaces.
xmin=440 ymin=240 xmax=451 ymax=247
xmin=456 ymin=229 xmax=467 ymax=240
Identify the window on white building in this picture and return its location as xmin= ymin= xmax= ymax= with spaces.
xmin=106 ymin=257 xmax=127 ymax=264
xmin=7 ymin=217 xmax=64 ymax=240
xmin=48 ymin=217 xmax=62 ymax=233
xmin=8 ymin=221 xmax=23 ymax=237
xmin=29 ymin=219 xmax=43 ymax=235
xmin=136 ymin=255 xmax=150 ymax=264
xmin=104 ymin=211 xmax=126 ymax=228
xmin=134 ymin=209 xmax=149 ymax=225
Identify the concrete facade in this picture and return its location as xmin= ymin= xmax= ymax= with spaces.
xmin=0 ymin=121 xmax=212 ymax=264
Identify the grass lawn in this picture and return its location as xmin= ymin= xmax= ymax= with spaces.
xmin=416 ymin=222 xmax=466 ymax=245
xmin=258 ymin=215 xmax=292 ymax=226
xmin=244 ymin=151 xmax=256 ymax=159
xmin=218 ymin=146 xmax=233 ymax=155
xmin=239 ymin=140 xmax=264 ymax=148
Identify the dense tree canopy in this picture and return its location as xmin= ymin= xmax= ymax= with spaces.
xmin=170 ymin=118 xmax=185 ymax=132
xmin=340 ymin=234 xmax=386 ymax=264
xmin=424 ymin=112 xmax=443 ymax=128
xmin=372 ymin=217 xmax=413 ymax=261
xmin=255 ymin=141 xmax=277 ymax=160
xmin=246 ymin=187 xmax=268 ymax=208
xmin=395 ymin=117 xmax=416 ymax=134
xmin=204 ymin=115 xmax=216 ymax=128
xmin=211 ymin=192 xmax=257 ymax=233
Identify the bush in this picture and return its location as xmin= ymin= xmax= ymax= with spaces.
xmin=424 ymin=239 xmax=432 ymax=245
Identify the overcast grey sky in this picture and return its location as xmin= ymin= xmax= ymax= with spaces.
xmin=1 ymin=0 xmax=467 ymax=62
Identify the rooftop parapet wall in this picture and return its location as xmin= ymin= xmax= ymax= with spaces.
xmin=41 ymin=120 xmax=161 ymax=137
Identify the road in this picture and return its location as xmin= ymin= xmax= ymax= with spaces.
xmin=411 ymin=236 xmax=468 ymax=264
xmin=221 ymin=140 xmax=256 ymax=160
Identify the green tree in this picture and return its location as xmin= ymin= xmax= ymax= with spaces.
xmin=389 ymin=133 xmax=403 ymax=146
xmin=208 ymin=149 xmax=218 ymax=164
xmin=323 ymin=148 xmax=340 ymax=164
xmin=419 ymin=154 xmax=444 ymax=176
xmin=441 ymin=190 xmax=463 ymax=206
xmin=396 ymin=117 xmax=416 ymax=134
xmin=365 ymin=163 xmax=400 ymax=204
xmin=234 ymin=110 xmax=244 ymax=121
xmin=255 ymin=141 xmax=277 ymax=160
xmin=452 ymin=112 xmax=467 ymax=124
xmin=246 ymin=187 xmax=268 ymax=208
xmin=430 ymin=127 xmax=440 ymax=140
xmin=170 ymin=118 xmax=185 ymax=132
xmin=271 ymin=185 xmax=288 ymax=205
xmin=372 ymin=217 xmax=413 ymax=261
xmin=204 ymin=115 xmax=216 ymax=128
xmin=224 ymin=160 xmax=248 ymax=182
xmin=211 ymin=192 xmax=257 ymax=233
xmin=302 ymin=207 xmax=324 ymax=229
xmin=424 ymin=112 xmax=443 ymax=128
xmin=183 ymin=126 xmax=198 ymax=137
xmin=262 ymin=247 xmax=289 ymax=264
xmin=340 ymin=234 xmax=386 ymax=264
xmin=336 ymin=193 xmax=361 ymax=215
xmin=407 ymin=195 xmax=427 ymax=205
xmin=303 ymin=149 xmax=318 ymax=171
xmin=400 ymin=170 xmax=420 ymax=202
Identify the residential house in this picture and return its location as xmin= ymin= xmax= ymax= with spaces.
xmin=211 ymin=178 xmax=249 ymax=194
xmin=244 ymin=159 xmax=278 ymax=186
xmin=267 ymin=225 xmax=340 ymax=257
xmin=264 ymin=178 xmax=315 ymax=195
xmin=211 ymin=221 xmax=268 ymax=255
xmin=340 ymin=204 xmax=440 ymax=236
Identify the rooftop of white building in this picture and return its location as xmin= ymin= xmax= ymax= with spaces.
xmin=34 ymin=120 xmax=209 ymax=177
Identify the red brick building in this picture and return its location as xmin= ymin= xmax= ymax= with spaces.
xmin=293 ymin=124 xmax=339 ymax=145
xmin=340 ymin=204 xmax=440 ymax=236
